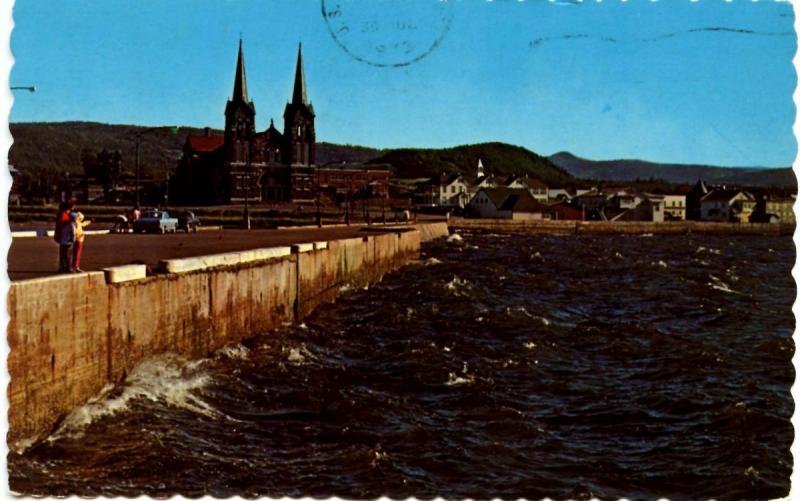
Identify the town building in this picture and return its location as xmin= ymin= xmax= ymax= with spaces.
xmin=686 ymin=179 xmax=710 ymax=220
xmin=416 ymin=173 xmax=470 ymax=207
xmin=468 ymin=187 xmax=551 ymax=220
xmin=752 ymin=194 xmax=796 ymax=224
xmin=174 ymin=40 xmax=390 ymax=205
xmin=662 ymin=194 xmax=687 ymax=220
xmin=700 ymin=189 xmax=756 ymax=222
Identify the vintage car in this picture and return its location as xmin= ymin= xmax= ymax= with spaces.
xmin=177 ymin=211 xmax=201 ymax=232
xmin=132 ymin=210 xmax=179 ymax=234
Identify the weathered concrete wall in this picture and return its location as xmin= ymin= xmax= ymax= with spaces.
xmin=7 ymin=228 xmax=433 ymax=446
xmin=414 ymin=221 xmax=450 ymax=241
xmin=450 ymin=218 xmax=793 ymax=236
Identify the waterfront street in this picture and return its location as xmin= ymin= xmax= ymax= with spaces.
xmin=7 ymin=225 xmax=413 ymax=281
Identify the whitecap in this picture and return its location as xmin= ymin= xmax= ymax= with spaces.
xmin=652 ymin=260 xmax=668 ymax=269
xmin=696 ymin=246 xmax=721 ymax=255
xmin=444 ymin=275 xmax=472 ymax=296
xmin=217 ymin=343 xmax=250 ymax=361
xmin=640 ymin=233 xmax=653 ymax=237
xmin=524 ymin=341 xmax=536 ymax=349
xmin=285 ymin=344 xmax=315 ymax=365
xmin=708 ymin=275 xmax=738 ymax=294
xmin=445 ymin=372 xmax=475 ymax=386
xmin=47 ymin=354 xmax=219 ymax=443
xmin=447 ymin=233 xmax=463 ymax=243
xmin=422 ymin=257 xmax=442 ymax=266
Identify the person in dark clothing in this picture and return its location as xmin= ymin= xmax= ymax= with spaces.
xmin=55 ymin=199 xmax=76 ymax=273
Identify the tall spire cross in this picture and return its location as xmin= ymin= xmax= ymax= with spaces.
xmin=292 ymin=43 xmax=308 ymax=105
xmin=232 ymin=38 xmax=250 ymax=104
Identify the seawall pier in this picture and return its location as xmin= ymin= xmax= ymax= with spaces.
xmin=7 ymin=222 xmax=449 ymax=446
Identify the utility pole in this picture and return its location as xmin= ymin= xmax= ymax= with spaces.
xmin=243 ymin=145 xmax=251 ymax=230
xmin=315 ymin=166 xmax=321 ymax=228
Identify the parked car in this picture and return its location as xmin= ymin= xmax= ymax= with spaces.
xmin=177 ymin=211 xmax=201 ymax=232
xmin=132 ymin=210 xmax=178 ymax=234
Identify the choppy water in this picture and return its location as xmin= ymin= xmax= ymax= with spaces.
xmin=8 ymin=232 xmax=796 ymax=499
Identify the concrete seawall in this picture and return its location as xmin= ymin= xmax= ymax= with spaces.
xmin=450 ymin=218 xmax=794 ymax=236
xmin=7 ymin=222 xmax=449 ymax=446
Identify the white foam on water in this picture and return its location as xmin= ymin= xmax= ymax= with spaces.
xmin=614 ymin=251 xmax=624 ymax=259
xmin=524 ymin=341 xmax=537 ymax=349
xmin=422 ymin=257 xmax=442 ymax=266
xmin=445 ymin=372 xmax=475 ymax=386
xmin=696 ymin=246 xmax=721 ymax=255
xmin=640 ymin=233 xmax=654 ymax=237
xmin=447 ymin=233 xmax=463 ymax=243
xmin=217 ymin=343 xmax=250 ymax=361
xmin=708 ymin=274 xmax=739 ymax=294
xmin=338 ymin=284 xmax=354 ymax=293
xmin=444 ymin=275 xmax=472 ymax=296
xmin=47 ymin=354 xmax=219 ymax=443
xmin=652 ymin=260 xmax=668 ymax=269
xmin=285 ymin=343 xmax=316 ymax=366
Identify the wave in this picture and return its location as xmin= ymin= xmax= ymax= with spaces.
xmin=708 ymin=274 xmax=739 ymax=294
xmin=447 ymin=233 xmax=463 ymax=243
xmin=444 ymin=275 xmax=472 ymax=297
xmin=47 ymin=354 xmax=219 ymax=444
xmin=445 ymin=373 xmax=475 ymax=386
xmin=283 ymin=343 xmax=316 ymax=366
xmin=217 ymin=343 xmax=250 ymax=361
xmin=697 ymin=246 xmax=721 ymax=255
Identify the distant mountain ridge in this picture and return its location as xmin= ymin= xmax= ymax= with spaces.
xmin=7 ymin=122 xmax=796 ymax=191
xmin=549 ymin=151 xmax=796 ymax=188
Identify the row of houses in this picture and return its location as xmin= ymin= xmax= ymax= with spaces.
xmin=403 ymin=160 xmax=794 ymax=224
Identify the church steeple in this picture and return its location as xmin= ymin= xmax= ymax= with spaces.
xmin=292 ymin=43 xmax=308 ymax=105
xmin=232 ymin=38 xmax=250 ymax=104
xmin=225 ymin=38 xmax=256 ymax=166
xmin=283 ymin=42 xmax=316 ymax=166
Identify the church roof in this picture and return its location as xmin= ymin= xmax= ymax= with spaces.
xmin=187 ymin=135 xmax=225 ymax=153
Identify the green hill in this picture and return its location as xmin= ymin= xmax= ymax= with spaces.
xmin=8 ymin=123 xmax=572 ymax=192
xmin=369 ymin=142 xmax=572 ymax=185
xmin=10 ymin=121 xmax=198 ymax=182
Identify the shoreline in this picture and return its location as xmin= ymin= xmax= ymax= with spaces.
xmin=449 ymin=218 xmax=795 ymax=236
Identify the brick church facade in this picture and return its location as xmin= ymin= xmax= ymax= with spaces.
xmin=174 ymin=40 xmax=390 ymax=205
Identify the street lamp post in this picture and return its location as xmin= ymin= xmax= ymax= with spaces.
xmin=345 ymin=175 xmax=351 ymax=226
xmin=315 ymin=167 xmax=321 ymax=228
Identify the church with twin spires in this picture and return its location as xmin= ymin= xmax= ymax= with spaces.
xmin=174 ymin=40 xmax=389 ymax=205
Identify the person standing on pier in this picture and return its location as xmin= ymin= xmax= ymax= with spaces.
xmin=71 ymin=212 xmax=91 ymax=272
xmin=54 ymin=199 xmax=76 ymax=273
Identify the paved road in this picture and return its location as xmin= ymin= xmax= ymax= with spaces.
xmin=7 ymin=225 xmax=412 ymax=282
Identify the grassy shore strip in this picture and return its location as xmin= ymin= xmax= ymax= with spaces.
xmin=449 ymin=218 xmax=795 ymax=236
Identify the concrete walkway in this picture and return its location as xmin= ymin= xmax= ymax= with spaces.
xmin=7 ymin=225 xmax=413 ymax=282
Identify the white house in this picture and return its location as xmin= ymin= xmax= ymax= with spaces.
xmin=700 ymin=189 xmax=756 ymax=222
xmin=468 ymin=187 xmax=550 ymax=220
xmin=417 ymin=173 xmax=471 ymax=208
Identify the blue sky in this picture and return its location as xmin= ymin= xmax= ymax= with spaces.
xmin=9 ymin=0 xmax=797 ymax=167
